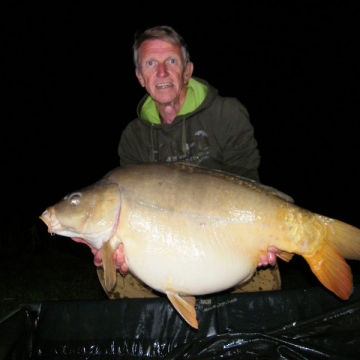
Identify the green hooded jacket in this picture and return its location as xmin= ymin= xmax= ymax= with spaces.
xmin=118 ymin=77 xmax=260 ymax=182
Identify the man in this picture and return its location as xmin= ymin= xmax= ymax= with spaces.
xmin=96 ymin=25 xmax=281 ymax=299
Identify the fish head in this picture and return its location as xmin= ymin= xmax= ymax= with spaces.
xmin=39 ymin=180 xmax=121 ymax=249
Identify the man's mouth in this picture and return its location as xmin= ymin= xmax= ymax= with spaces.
xmin=156 ymin=83 xmax=172 ymax=89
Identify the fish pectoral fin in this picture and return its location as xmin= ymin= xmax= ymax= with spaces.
xmin=166 ymin=292 xmax=198 ymax=329
xmin=102 ymin=240 xmax=117 ymax=292
xmin=277 ymin=251 xmax=294 ymax=262
xmin=304 ymin=244 xmax=353 ymax=300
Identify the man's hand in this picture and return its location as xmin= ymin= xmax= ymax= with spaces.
xmin=258 ymin=247 xmax=280 ymax=267
xmin=72 ymin=237 xmax=129 ymax=275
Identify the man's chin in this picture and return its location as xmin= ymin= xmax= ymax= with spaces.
xmin=151 ymin=92 xmax=177 ymax=105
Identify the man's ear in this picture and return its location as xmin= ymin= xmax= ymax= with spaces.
xmin=135 ymin=68 xmax=145 ymax=87
xmin=184 ymin=62 xmax=194 ymax=83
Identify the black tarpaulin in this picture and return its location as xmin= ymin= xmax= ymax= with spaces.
xmin=1 ymin=285 xmax=360 ymax=359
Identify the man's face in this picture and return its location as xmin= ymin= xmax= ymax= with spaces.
xmin=135 ymin=39 xmax=193 ymax=105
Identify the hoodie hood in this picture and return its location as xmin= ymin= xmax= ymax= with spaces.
xmin=137 ymin=77 xmax=218 ymax=127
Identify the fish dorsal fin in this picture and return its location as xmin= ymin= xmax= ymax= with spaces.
xmin=102 ymin=240 xmax=117 ymax=292
xmin=166 ymin=292 xmax=198 ymax=329
xmin=172 ymin=161 xmax=295 ymax=203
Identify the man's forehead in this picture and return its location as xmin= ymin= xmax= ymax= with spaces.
xmin=139 ymin=39 xmax=182 ymax=59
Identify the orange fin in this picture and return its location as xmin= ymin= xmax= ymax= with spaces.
xmin=102 ymin=240 xmax=117 ymax=292
xmin=304 ymin=244 xmax=353 ymax=300
xmin=326 ymin=218 xmax=360 ymax=260
xmin=166 ymin=292 xmax=198 ymax=329
xmin=277 ymin=251 xmax=294 ymax=262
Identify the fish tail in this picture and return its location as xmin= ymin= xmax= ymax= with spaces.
xmin=304 ymin=218 xmax=360 ymax=300
xmin=326 ymin=219 xmax=360 ymax=260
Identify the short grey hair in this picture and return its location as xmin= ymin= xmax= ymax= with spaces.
xmin=133 ymin=25 xmax=190 ymax=70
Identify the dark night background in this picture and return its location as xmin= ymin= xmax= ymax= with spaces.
xmin=1 ymin=2 xmax=360 ymax=261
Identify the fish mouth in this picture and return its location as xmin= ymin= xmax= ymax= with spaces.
xmin=39 ymin=208 xmax=59 ymax=235
xmin=39 ymin=208 xmax=97 ymax=243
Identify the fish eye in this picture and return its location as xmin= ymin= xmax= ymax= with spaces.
xmin=69 ymin=193 xmax=81 ymax=206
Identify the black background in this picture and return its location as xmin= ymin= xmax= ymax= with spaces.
xmin=2 ymin=1 xmax=360 ymax=238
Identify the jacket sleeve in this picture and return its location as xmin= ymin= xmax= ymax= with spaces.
xmin=206 ymin=97 xmax=261 ymax=182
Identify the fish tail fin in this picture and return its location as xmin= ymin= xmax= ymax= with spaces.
xmin=102 ymin=240 xmax=117 ymax=292
xmin=304 ymin=217 xmax=360 ymax=300
xmin=326 ymin=218 xmax=360 ymax=260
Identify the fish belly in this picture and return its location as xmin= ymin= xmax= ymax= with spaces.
xmin=124 ymin=239 xmax=257 ymax=295
xmin=117 ymin=209 xmax=261 ymax=295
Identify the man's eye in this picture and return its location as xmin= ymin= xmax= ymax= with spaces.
xmin=147 ymin=60 xmax=154 ymax=66
xmin=169 ymin=59 xmax=176 ymax=64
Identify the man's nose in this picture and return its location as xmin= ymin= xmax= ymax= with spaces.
xmin=157 ymin=63 xmax=168 ymax=76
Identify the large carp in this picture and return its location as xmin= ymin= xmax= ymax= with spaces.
xmin=40 ymin=162 xmax=360 ymax=329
